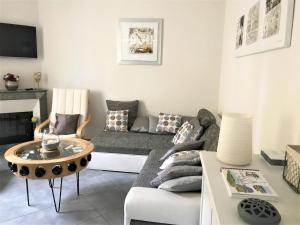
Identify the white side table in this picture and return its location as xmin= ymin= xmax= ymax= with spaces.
xmin=199 ymin=151 xmax=300 ymax=225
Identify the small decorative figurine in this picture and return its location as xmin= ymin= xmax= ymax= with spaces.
xmin=3 ymin=73 xmax=19 ymax=91
xmin=33 ymin=72 xmax=42 ymax=89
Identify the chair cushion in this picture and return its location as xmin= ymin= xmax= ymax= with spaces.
xmin=106 ymin=100 xmax=139 ymax=129
xmin=53 ymin=113 xmax=80 ymax=135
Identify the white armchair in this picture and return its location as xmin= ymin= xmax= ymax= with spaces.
xmin=34 ymin=88 xmax=91 ymax=139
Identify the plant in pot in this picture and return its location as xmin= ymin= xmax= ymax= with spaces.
xmin=3 ymin=73 xmax=20 ymax=91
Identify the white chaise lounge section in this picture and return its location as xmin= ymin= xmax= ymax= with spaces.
xmin=124 ymin=187 xmax=201 ymax=225
xmin=88 ymin=152 xmax=148 ymax=173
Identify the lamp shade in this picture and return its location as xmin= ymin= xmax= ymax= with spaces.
xmin=217 ymin=113 xmax=252 ymax=165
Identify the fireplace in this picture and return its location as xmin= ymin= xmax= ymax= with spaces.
xmin=0 ymin=111 xmax=34 ymax=145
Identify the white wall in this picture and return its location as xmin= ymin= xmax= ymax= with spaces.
xmin=38 ymin=0 xmax=225 ymax=137
xmin=0 ymin=0 xmax=42 ymax=89
xmin=219 ymin=0 xmax=300 ymax=153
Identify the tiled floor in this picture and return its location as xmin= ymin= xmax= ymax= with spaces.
xmin=0 ymin=148 xmax=137 ymax=225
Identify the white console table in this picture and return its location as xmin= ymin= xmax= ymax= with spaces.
xmin=199 ymin=151 xmax=300 ymax=225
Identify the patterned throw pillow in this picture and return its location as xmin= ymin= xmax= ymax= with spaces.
xmin=172 ymin=121 xmax=194 ymax=144
xmin=156 ymin=113 xmax=182 ymax=134
xmin=160 ymin=150 xmax=201 ymax=169
xmin=104 ymin=110 xmax=128 ymax=132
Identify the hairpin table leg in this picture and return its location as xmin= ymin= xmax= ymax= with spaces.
xmin=49 ymin=177 xmax=63 ymax=213
xmin=25 ymin=179 xmax=30 ymax=206
xmin=76 ymin=172 xmax=80 ymax=196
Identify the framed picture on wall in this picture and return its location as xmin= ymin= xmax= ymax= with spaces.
xmin=235 ymin=0 xmax=295 ymax=57
xmin=118 ymin=18 xmax=163 ymax=65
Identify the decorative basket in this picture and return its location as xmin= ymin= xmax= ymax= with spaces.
xmin=283 ymin=145 xmax=300 ymax=193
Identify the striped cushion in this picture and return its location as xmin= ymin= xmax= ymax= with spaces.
xmin=172 ymin=121 xmax=194 ymax=144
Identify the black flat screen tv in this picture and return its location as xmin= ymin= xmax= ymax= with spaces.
xmin=0 ymin=23 xmax=37 ymax=58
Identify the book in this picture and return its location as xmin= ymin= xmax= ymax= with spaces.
xmin=220 ymin=167 xmax=279 ymax=201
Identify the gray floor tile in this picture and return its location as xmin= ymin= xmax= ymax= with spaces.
xmin=102 ymin=207 xmax=124 ymax=225
xmin=0 ymin=152 xmax=137 ymax=225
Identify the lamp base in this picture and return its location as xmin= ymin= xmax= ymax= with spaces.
xmin=217 ymin=152 xmax=252 ymax=166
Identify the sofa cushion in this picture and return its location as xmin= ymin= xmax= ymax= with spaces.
xmin=156 ymin=113 xmax=182 ymax=134
xmin=104 ymin=110 xmax=129 ymax=132
xmin=133 ymin=149 xmax=166 ymax=188
xmin=199 ymin=123 xmax=220 ymax=152
xmin=106 ymin=100 xmax=139 ymax=129
xmin=148 ymin=134 xmax=174 ymax=150
xmin=150 ymin=166 xmax=202 ymax=188
xmin=159 ymin=140 xmax=203 ymax=162
xmin=172 ymin=121 xmax=194 ymax=144
xmin=158 ymin=176 xmax=202 ymax=192
xmin=160 ymin=150 xmax=201 ymax=169
xmin=197 ymin=108 xmax=216 ymax=128
xmin=130 ymin=117 xmax=149 ymax=133
xmin=148 ymin=115 xmax=159 ymax=134
xmin=92 ymin=131 xmax=174 ymax=154
xmin=188 ymin=118 xmax=204 ymax=141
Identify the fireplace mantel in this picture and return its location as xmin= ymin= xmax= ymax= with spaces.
xmin=0 ymin=89 xmax=48 ymax=122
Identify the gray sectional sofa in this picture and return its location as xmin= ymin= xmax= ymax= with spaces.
xmin=88 ymin=109 xmax=220 ymax=225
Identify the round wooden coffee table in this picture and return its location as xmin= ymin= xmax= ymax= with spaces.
xmin=4 ymin=138 xmax=94 ymax=212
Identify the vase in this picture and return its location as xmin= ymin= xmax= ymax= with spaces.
xmin=5 ymin=80 xmax=19 ymax=91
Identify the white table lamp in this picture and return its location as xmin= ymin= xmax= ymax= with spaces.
xmin=217 ymin=113 xmax=252 ymax=166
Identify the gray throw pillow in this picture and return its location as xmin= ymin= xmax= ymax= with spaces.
xmin=130 ymin=117 xmax=149 ymax=133
xmin=181 ymin=116 xmax=195 ymax=123
xmin=199 ymin=124 xmax=220 ymax=152
xmin=106 ymin=100 xmax=139 ymax=129
xmin=150 ymin=166 xmax=202 ymax=188
xmin=149 ymin=115 xmax=159 ymax=133
xmin=53 ymin=113 xmax=80 ymax=135
xmin=159 ymin=140 xmax=203 ymax=161
xmin=188 ymin=118 xmax=204 ymax=141
xmin=197 ymin=108 xmax=216 ymax=128
xmin=160 ymin=150 xmax=201 ymax=169
xmin=158 ymin=176 xmax=202 ymax=192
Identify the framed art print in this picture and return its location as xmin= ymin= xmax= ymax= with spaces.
xmin=235 ymin=0 xmax=295 ymax=57
xmin=118 ymin=18 xmax=163 ymax=65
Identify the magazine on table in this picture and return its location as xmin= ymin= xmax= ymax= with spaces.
xmin=220 ymin=167 xmax=279 ymax=201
